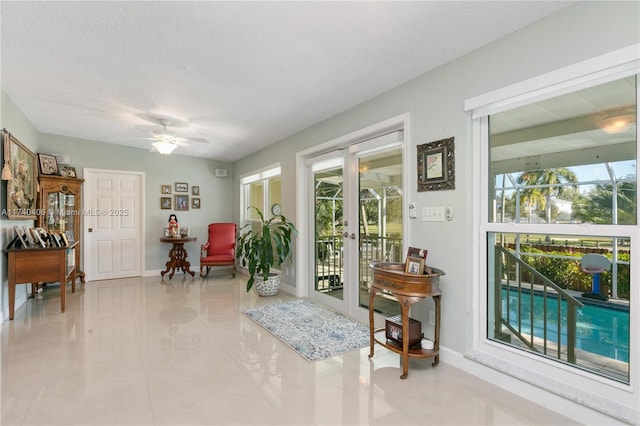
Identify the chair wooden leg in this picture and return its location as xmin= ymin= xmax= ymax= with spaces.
xmin=200 ymin=265 xmax=210 ymax=278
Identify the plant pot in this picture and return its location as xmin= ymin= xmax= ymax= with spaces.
xmin=254 ymin=273 xmax=280 ymax=296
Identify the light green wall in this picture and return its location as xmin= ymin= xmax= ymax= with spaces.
xmin=231 ymin=1 xmax=640 ymax=355
xmin=1 ymin=90 xmax=41 ymax=318
xmin=1 ymin=91 xmax=234 ymax=318
xmin=38 ymin=133 xmax=234 ymax=272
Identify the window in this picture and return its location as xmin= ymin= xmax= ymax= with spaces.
xmin=466 ymin=46 xmax=639 ymax=421
xmin=240 ymin=165 xmax=282 ymax=247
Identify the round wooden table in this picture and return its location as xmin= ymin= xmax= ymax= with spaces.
xmin=160 ymin=237 xmax=197 ymax=279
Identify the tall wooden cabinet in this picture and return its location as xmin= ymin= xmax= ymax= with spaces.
xmin=37 ymin=175 xmax=85 ymax=283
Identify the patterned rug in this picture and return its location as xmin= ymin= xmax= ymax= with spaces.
xmin=243 ymin=300 xmax=370 ymax=362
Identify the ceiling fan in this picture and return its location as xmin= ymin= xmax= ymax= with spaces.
xmin=146 ymin=118 xmax=208 ymax=155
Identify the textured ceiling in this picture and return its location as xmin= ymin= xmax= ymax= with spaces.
xmin=1 ymin=1 xmax=574 ymax=161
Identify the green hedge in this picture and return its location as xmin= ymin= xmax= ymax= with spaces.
xmin=518 ymin=246 xmax=630 ymax=300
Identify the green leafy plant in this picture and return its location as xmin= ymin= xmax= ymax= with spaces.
xmin=236 ymin=206 xmax=297 ymax=292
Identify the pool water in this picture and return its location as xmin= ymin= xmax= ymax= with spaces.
xmin=502 ymin=290 xmax=629 ymax=363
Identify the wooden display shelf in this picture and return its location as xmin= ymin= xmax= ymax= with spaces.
xmin=368 ymin=261 xmax=444 ymax=379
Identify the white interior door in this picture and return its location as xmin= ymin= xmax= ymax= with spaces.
xmin=83 ymin=169 xmax=144 ymax=281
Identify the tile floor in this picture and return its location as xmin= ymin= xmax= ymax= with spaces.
xmin=1 ymin=271 xmax=579 ymax=425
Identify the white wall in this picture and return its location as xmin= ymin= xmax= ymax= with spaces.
xmin=231 ymin=1 xmax=639 ymax=422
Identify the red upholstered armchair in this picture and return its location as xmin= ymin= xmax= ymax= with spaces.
xmin=200 ymin=223 xmax=237 ymax=278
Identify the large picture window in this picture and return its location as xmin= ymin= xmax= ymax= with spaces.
xmin=466 ymin=48 xmax=639 ymax=420
xmin=486 ymin=75 xmax=637 ymax=384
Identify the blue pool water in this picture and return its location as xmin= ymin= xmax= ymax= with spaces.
xmin=502 ymin=290 xmax=629 ymax=362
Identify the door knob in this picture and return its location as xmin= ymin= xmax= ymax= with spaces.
xmin=343 ymin=232 xmax=349 ymax=238
xmin=349 ymin=233 xmax=356 ymax=239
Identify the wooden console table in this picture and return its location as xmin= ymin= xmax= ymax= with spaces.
xmin=368 ymin=262 xmax=444 ymax=379
xmin=160 ymin=237 xmax=197 ymax=279
xmin=5 ymin=242 xmax=78 ymax=320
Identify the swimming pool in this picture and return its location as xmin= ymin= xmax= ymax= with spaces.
xmin=502 ymin=290 xmax=629 ymax=363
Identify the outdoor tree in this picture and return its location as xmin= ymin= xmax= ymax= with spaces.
xmin=517 ymin=168 xmax=578 ymax=224
xmin=573 ymin=181 xmax=637 ymax=224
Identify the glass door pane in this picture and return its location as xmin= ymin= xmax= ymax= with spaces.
xmin=357 ymin=147 xmax=403 ymax=317
xmin=314 ymin=166 xmax=344 ymax=301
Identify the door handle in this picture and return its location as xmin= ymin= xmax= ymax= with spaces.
xmin=349 ymin=233 xmax=356 ymax=240
xmin=343 ymin=232 xmax=349 ymax=238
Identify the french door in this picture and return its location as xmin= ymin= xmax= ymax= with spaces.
xmin=308 ymin=135 xmax=403 ymax=321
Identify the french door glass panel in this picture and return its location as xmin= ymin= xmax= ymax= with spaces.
xmin=310 ymin=143 xmax=403 ymax=317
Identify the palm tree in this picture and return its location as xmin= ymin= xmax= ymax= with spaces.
xmin=516 ymin=168 xmax=578 ymax=224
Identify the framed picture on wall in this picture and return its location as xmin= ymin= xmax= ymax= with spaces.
xmin=161 ymin=184 xmax=172 ymax=194
xmin=192 ymin=197 xmax=200 ymax=209
xmin=175 ymin=182 xmax=188 ymax=193
xmin=192 ymin=185 xmax=200 ymax=196
xmin=4 ymin=130 xmax=38 ymax=219
xmin=161 ymin=197 xmax=172 ymax=209
xmin=417 ymin=137 xmax=455 ymax=191
xmin=175 ymin=194 xmax=189 ymax=211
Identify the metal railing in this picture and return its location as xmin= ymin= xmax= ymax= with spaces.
xmin=315 ymin=234 xmax=402 ymax=292
xmin=495 ymin=245 xmax=584 ymax=363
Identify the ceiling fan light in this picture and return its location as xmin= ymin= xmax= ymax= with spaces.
xmin=152 ymin=141 xmax=178 ymax=155
xmin=599 ymin=114 xmax=635 ymax=134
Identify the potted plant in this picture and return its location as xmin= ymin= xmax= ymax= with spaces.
xmin=236 ymin=206 xmax=297 ymax=296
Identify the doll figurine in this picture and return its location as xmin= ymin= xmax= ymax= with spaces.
xmin=167 ymin=214 xmax=179 ymax=237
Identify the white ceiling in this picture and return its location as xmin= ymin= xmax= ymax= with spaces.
xmin=1 ymin=1 xmax=575 ymax=162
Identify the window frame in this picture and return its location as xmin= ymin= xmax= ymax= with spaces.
xmin=465 ymin=45 xmax=640 ymax=422
xmin=240 ymin=163 xmax=282 ymax=223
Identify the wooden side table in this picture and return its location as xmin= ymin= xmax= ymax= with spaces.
xmin=5 ymin=242 xmax=78 ymax=320
xmin=368 ymin=262 xmax=444 ymax=379
xmin=160 ymin=237 xmax=197 ymax=279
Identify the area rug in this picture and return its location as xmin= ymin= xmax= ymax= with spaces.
xmin=243 ymin=300 xmax=370 ymax=362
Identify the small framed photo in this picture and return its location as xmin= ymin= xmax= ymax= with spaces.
xmin=160 ymin=197 xmax=172 ymax=210
xmin=31 ymin=228 xmax=47 ymax=248
xmin=406 ymin=246 xmax=428 ymax=260
xmin=175 ymin=182 xmax=188 ymax=193
xmin=59 ymin=166 xmax=77 ymax=178
xmin=175 ymin=194 xmax=189 ymax=211
xmin=405 ymin=256 xmax=425 ymax=275
xmin=14 ymin=226 xmax=30 ymax=248
xmin=65 ymin=230 xmax=75 ymax=243
xmin=22 ymin=225 xmax=35 ymax=247
xmin=192 ymin=197 xmax=201 ymax=209
xmin=161 ymin=184 xmax=172 ymax=194
xmin=38 ymin=153 xmax=59 ymax=175
xmin=192 ymin=185 xmax=200 ymax=196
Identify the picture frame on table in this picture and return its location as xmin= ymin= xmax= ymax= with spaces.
xmin=417 ymin=137 xmax=455 ymax=192
xmin=405 ymin=256 xmax=425 ymax=275
xmin=38 ymin=153 xmax=59 ymax=175
xmin=14 ymin=226 xmax=30 ymax=248
xmin=64 ymin=230 xmax=75 ymax=243
xmin=4 ymin=130 xmax=38 ymax=219
xmin=175 ymin=194 xmax=189 ymax=211
xmin=406 ymin=246 xmax=428 ymax=261
xmin=30 ymin=228 xmax=47 ymax=248
xmin=175 ymin=182 xmax=188 ymax=193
